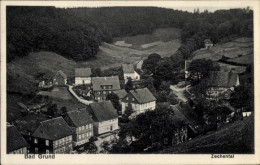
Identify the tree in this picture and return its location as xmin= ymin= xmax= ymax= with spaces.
xmin=142 ymin=53 xmax=161 ymax=73
xmin=61 ymin=106 xmax=67 ymax=115
xmin=85 ymin=136 xmax=98 ymax=153
xmin=187 ymin=59 xmax=220 ymax=84
xmin=47 ymin=104 xmax=58 ymax=117
xmin=229 ymin=86 xmax=253 ymax=112
xmin=125 ymin=103 xmax=134 ymax=117
xmin=106 ymin=93 xmax=122 ymax=115
xmin=153 ymin=58 xmax=175 ymax=88
xmin=91 ymin=68 xmax=102 ymax=77
xmin=125 ymin=77 xmax=133 ymax=92
xmin=140 ymin=77 xmax=156 ymax=95
xmin=167 ymin=93 xmax=179 ymax=105
xmin=100 ymin=141 xmax=110 ymax=154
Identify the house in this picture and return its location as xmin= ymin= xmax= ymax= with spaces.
xmin=30 ymin=117 xmax=73 ymax=154
xmin=170 ymin=102 xmax=202 ymax=143
xmin=122 ymin=64 xmax=140 ymax=83
xmin=121 ymin=88 xmax=156 ymax=116
xmin=184 ymin=60 xmax=192 ymax=79
xmin=242 ymin=111 xmax=252 ymax=117
xmin=75 ymin=68 xmax=92 ymax=85
xmin=87 ymin=101 xmax=119 ymax=135
xmin=63 ymin=109 xmax=94 ymax=147
xmin=205 ymin=71 xmax=240 ymax=100
xmin=91 ymin=76 xmax=121 ymax=101
xmin=7 ymin=125 xmax=28 ymax=154
xmin=135 ymin=59 xmax=144 ymax=70
xmin=53 ymin=70 xmax=67 ymax=86
xmin=204 ymin=39 xmax=213 ymax=49
xmin=112 ymin=89 xmax=127 ymax=101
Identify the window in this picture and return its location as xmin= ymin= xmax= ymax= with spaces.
xmin=79 ymin=135 xmax=81 ymax=140
xmin=126 ymin=97 xmax=129 ymax=100
xmin=132 ymin=98 xmax=134 ymax=101
xmin=34 ymin=138 xmax=38 ymax=144
xmin=82 ymin=134 xmax=85 ymax=138
xmin=46 ymin=140 xmax=49 ymax=146
xmin=82 ymin=126 xmax=84 ymax=130
xmin=89 ymin=124 xmax=92 ymax=128
xmin=35 ymin=148 xmax=38 ymax=154
xmin=79 ymin=127 xmax=82 ymax=131
xmin=46 ymin=149 xmax=49 ymax=154
xmin=97 ymin=91 xmax=100 ymax=95
xmin=109 ymin=91 xmax=111 ymax=94
xmin=89 ymin=132 xmax=92 ymax=136
xmin=103 ymin=91 xmax=106 ymax=94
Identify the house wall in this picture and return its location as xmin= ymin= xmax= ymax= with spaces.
xmin=75 ymin=77 xmax=91 ymax=85
xmin=136 ymin=60 xmax=143 ymax=70
xmin=124 ymin=71 xmax=140 ymax=83
xmin=30 ymin=135 xmax=73 ymax=154
xmin=93 ymin=118 xmax=119 ymax=135
xmin=122 ymin=101 xmax=156 ymax=114
xmin=74 ymin=123 xmax=93 ymax=146
xmin=93 ymin=90 xmax=113 ymax=101
xmin=8 ymin=147 xmax=27 ymax=154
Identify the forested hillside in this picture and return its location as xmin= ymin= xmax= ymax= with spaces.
xmin=7 ymin=7 xmax=252 ymax=62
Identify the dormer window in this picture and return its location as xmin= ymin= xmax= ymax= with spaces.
xmin=132 ymin=98 xmax=135 ymax=101
xmin=126 ymin=97 xmax=129 ymax=100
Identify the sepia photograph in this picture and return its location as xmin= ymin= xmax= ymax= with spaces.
xmin=1 ymin=0 xmax=260 ymax=164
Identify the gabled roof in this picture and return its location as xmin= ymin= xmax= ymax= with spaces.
xmin=54 ymin=70 xmax=67 ymax=79
xmin=88 ymin=101 xmax=118 ymax=122
xmin=128 ymin=88 xmax=156 ymax=104
xmin=207 ymin=71 xmax=239 ymax=88
xmin=64 ymin=109 xmax=94 ymax=127
xmin=113 ymin=89 xmax=127 ymax=99
xmin=204 ymin=39 xmax=213 ymax=44
xmin=7 ymin=125 xmax=28 ymax=153
xmin=122 ymin=64 xmax=135 ymax=73
xmin=92 ymin=76 xmax=120 ymax=91
xmin=75 ymin=68 xmax=92 ymax=77
xmin=32 ymin=117 xmax=73 ymax=140
xmin=171 ymin=103 xmax=201 ymax=134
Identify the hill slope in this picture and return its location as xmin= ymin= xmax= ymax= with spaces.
xmin=161 ymin=116 xmax=254 ymax=154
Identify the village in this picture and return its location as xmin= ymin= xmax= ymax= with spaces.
xmin=7 ymin=37 xmax=253 ymax=154
xmin=5 ymin=6 xmax=255 ymax=156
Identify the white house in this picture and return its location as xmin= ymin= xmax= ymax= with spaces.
xmin=87 ymin=101 xmax=119 ymax=135
xmin=122 ymin=64 xmax=140 ymax=83
xmin=121 ymin=88 xmax=156 ymax=116
xmin=75 ymin=68 xmax=92 ymax=85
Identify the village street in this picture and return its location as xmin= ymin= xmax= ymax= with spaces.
xmin=68 ymin=85 xmax=93 ymax=105
xmin=170 ymin=85 xmax=189 ymax=102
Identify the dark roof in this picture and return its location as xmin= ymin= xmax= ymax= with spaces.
xmin=129 ymin=88 xmax=156 ymax=104
xmin=64 ymin=109 xmax=94 ymax=127
xmin=32 ymin=117 xmax=73 ymax=140
xmin=208 ymin=71 xmax=239 ymax=87
xmin=122 ymin=64 xmax=135 ymax=73
xmin=88 ymin=101 xmax=118 ymax=122
xmin=185 ymin=60 xmax=192 ymax=71
xmin=55 ymin=70 xmax=67 ymax=79
xmin=75 ymin=68 xmax=92 ymax=77
xmin=92 ymin=76 xmax=120 ymax=91
xmin=7 ymin=125 xmax=28 ymax=153
xmin=171 ymin=103 xmax=201 ymax=133
xmin=204 ymin=39 xmax=213 ymax=44
xmin=113 ymin=89 xmax=127 ymax=99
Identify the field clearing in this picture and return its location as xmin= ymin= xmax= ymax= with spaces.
xmin=219 ymin=47 xmax=252 ymax=58
xmin=161 ymin=117 xmax=254 ymax=154
xmin=114 ymin=27 xmax=181 ymax=49
xmin=37 ymin=87 xmax=86 ymax=112
xmin=227 ymin=54 xmax=253 ymax=65
xmin=192 ymin=49 xmax=222 ymax=61
xmin=141 ymin=41 xmax=163 ymax=49
xmin=217 ymin=62 xmax=247 ymax=73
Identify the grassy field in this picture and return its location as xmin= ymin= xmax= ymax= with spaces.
xmin=38 ymin=87 xmax=86 ymax=112
xmin=161 ymin=116 xmax=254 ymax=154
xmin=113 ymin=27 xmax=181 ymax=49
xmin=191 ymin=37 xmax=253 ymax=72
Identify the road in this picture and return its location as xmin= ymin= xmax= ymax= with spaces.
xmin=68 ymin=85 xmax=93 ymax=105
xmin=170 ymin=85 xmax=188 ymax=102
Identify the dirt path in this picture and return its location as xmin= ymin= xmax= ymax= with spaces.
xmin=170 ymin=85 xmax=188 ymax=102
